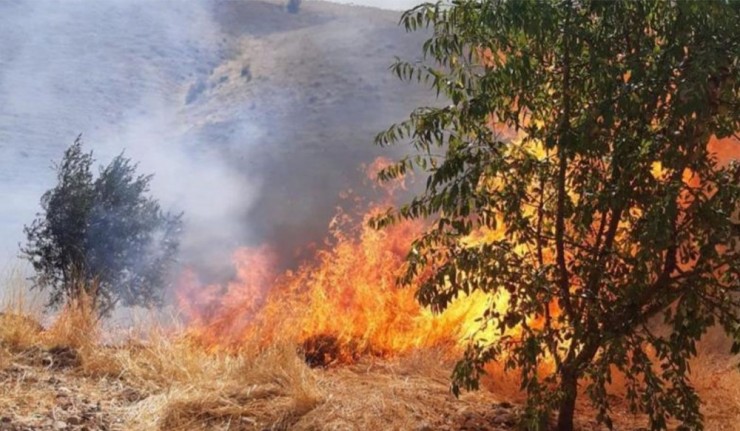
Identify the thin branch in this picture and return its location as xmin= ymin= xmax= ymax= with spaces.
xmin=555 ymin=5 xmax=575 ymax=322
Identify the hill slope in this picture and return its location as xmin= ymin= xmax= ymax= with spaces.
xmin=0 ymin=0 xmax=434 ymax=272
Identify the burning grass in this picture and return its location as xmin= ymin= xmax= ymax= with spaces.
xmin=0 ymin=271 xmax=498 ymax=430
xmin=0 ymin=287 xmax=738 ymax=430
xmin=176 ymin=210 xmax=495 ymax=366
xmin=1 ymin=240 xmax=739 ymax=430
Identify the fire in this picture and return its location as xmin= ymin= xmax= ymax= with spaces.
xmin=177 ymin=245 xmax=278 ymax=337
xmin=177 ymin=203 xmax=496 ymax=363
xmin=177 ymin=136 xmax=737 ymax=365
xmin=709 ymin=136 xmax=739 ymax=165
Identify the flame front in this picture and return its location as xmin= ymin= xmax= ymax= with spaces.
xmin=177 ymin=206 xmax=494 ymax=362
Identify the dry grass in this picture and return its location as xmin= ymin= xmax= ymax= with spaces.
xmin=0 ymin=273 xmax=738 ymax=430
xmin=154 ymin=347 xmax=320 ymax=431
xmin=691 ymin=354 xmax=740 ymax=431
xmin=117 ymin=336 xmax=321 ymax=430
xmin=43 ymin=289 xmax=98 ymax=351
xmin=0 ymin=267 xmax=44 ymax=351
xmin=587 ymin=354 xmax=740 ymax=431
xmin=0 ymin=270 xmax=324 ymax=429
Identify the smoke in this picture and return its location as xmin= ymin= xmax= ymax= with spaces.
xmin=0 ymin=0 xmax=257 ymax=271
xmin=0 ymin=0 xmax=435 ymax=296
xmin=323 ymin=0 xmax=422 ymax=10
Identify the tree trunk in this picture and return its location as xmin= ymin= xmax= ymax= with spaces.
xmin=556 ymin=370 xmax=578 ymax=431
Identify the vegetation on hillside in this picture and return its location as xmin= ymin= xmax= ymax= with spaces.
xmin=286 ymin=0 xmax=301 ymax=14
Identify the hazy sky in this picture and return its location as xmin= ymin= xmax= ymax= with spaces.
xmin=323 ymin=0 xmax=422 ymax=10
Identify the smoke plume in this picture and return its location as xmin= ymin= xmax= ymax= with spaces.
xmin=0 ymin=0 xmax=433 ymax=296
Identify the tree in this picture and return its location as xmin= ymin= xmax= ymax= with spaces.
xmin=373 ymin=1 xmax=739 ymax=430
xmin=22 ymin=136 xmax=183 ymax=316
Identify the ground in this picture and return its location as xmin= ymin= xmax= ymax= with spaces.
xmin=0 ymin=309 xmax=738 ymax=431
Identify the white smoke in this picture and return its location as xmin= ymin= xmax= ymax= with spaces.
xmin=0 ymin=0 xmax=258 ymax=271
xmin=0 ymin=0 xmax=435 ymax=298
xmin=317 ymin=0 xmax=421 ymax=10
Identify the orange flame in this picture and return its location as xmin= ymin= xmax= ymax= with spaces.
xmin=177 ymin=208 xmax=493 ymax=361
xmin=177 ymin=137 xmax=737 ymax=364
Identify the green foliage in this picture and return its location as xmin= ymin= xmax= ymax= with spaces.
xmin=22 ymin=136 xmax=182 ymax=316
xmin=375 ymin=1 xmax=740 ymax=430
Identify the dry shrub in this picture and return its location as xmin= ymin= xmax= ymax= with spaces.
xmin=43 ymin=286 xmax=99 ymax=351
xmin=0 ymin=267 xmax=44 ymax=351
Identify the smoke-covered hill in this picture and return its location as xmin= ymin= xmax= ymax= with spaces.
xmin=0 ymin=0 xmax=435 ymax=276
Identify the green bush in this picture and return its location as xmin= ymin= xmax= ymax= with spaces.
xmin=22 ymin=136 xmax=183 ymax=316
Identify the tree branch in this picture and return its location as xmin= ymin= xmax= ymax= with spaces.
xmin=556 ymin=1 xmax=575 ymax=322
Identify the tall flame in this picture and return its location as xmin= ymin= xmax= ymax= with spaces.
xmin=177 ymin=204 xmax=495 ymax=362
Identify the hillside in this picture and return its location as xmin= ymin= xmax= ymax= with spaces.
xmin=0 ymin=0 xmax=434 ymax=271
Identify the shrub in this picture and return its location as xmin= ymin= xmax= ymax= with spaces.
xmin=22 ymin=136 xmax=182 ymax=315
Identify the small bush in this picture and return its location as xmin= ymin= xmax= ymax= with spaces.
xmin=22 ymin=137 xmax=182 ymax=316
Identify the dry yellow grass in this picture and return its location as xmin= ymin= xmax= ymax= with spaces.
xmin=0 ymin=272 xmax=738 ymax=430
xmin=148 ymin=347 xmax=320 ymax=430
xmin=113 ymin=330 xmax=320 ymax=430
xmin=0 ymin=266 xmax=44 ymax=351
xmin=691 ymin=354 xmax=740 ymax=431
xmin=43 ymin=290 xmax=98 ymax=351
